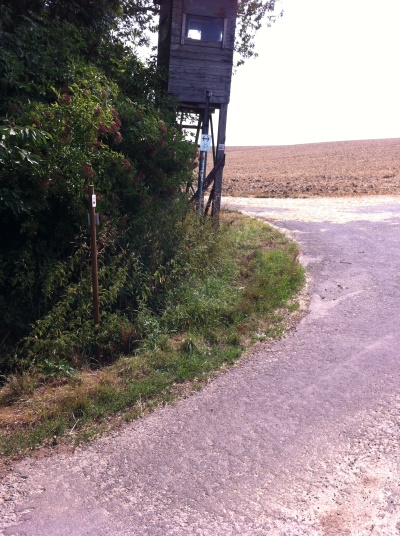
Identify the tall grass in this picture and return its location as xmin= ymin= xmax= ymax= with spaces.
xmin=0 ymin=212 xmax=305 ymax=457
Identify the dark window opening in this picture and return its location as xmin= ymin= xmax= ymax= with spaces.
xmin=185 ymin=14 xmax=224 ymax=42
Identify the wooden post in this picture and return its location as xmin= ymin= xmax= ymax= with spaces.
xmin=212 ymin=103 xmax=228 ymax=223
xmin=197 ymin=91 xmax=212 ymax=216
xmin=88 ymin=184 xmax=101 ymax=363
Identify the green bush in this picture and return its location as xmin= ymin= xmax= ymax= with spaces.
xmin=0 ymin=10 xmax=196 ymax=374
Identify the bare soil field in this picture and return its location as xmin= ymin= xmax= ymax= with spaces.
xmin=223 ymin=138 xmax=400 ymax=198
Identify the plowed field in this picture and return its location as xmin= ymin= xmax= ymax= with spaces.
xmin=223 ymin=138 xmax=400 ymax=198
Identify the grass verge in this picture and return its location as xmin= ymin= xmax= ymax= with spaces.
xmin=0 ymin=211 xmax=305 ymax=459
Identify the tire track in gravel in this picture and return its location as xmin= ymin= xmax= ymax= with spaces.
xmin=1 ymin=195 xmax=400 ymax=535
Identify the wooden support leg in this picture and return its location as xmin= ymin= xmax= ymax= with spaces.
xmin=212 ymin=103 xmax=228 ymax=222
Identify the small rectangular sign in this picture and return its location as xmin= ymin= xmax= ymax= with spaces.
xmin=200 ymin=134 xmax=212 ymax=152
xmin=92 ymin=194 xmax=96 ymax=208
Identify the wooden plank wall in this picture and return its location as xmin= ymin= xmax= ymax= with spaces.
xmin=158 ymin=0 xmax=237 ymax=105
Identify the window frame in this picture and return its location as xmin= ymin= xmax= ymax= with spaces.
xmin=181 ymin=13 xmax=227 ymax=48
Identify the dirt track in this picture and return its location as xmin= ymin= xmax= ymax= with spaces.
xmin=224 ymin=138 xmax=400 ymax=198
xmin=2 ymin=138 xmax=400 ymax=535
xmin=2 ymin=194 xmax=400 ymax=535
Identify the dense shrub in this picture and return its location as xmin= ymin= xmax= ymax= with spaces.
xmin=0 ymin=10 xmax=196 ymax=374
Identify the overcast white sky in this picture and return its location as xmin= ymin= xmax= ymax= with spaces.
xmin=227 ymin=0 xmax=400 ymax=146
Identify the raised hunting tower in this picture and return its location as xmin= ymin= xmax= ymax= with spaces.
xmin=154 ymin=0 xmax=238 ymax=218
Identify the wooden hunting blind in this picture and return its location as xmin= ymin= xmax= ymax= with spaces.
xmin=154 ymin=0 xmax=238 ymax=218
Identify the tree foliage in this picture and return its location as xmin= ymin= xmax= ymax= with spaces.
xmin=0 ymin=0 xmax=282 ymax=62
xmin=236 ymin=0 xmax=283 ymax=65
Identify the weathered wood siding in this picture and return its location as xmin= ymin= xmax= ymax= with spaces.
xmin=156 ymin=0 xmax=237 ymax=105
xmin=157 ymin=0 xmax=172 ymax=72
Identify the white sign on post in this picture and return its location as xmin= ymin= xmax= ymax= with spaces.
xmin=92 ymin=194 xmax=97 ymax=208
xmin=200 ymin=134 xmax=211 ymax=152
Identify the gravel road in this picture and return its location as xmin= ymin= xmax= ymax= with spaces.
xmin=1 ymin=195 xmax=400 ymax=535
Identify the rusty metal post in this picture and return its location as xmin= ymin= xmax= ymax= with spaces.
xmin=88 ymin=184 xmax=101 ymax=363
